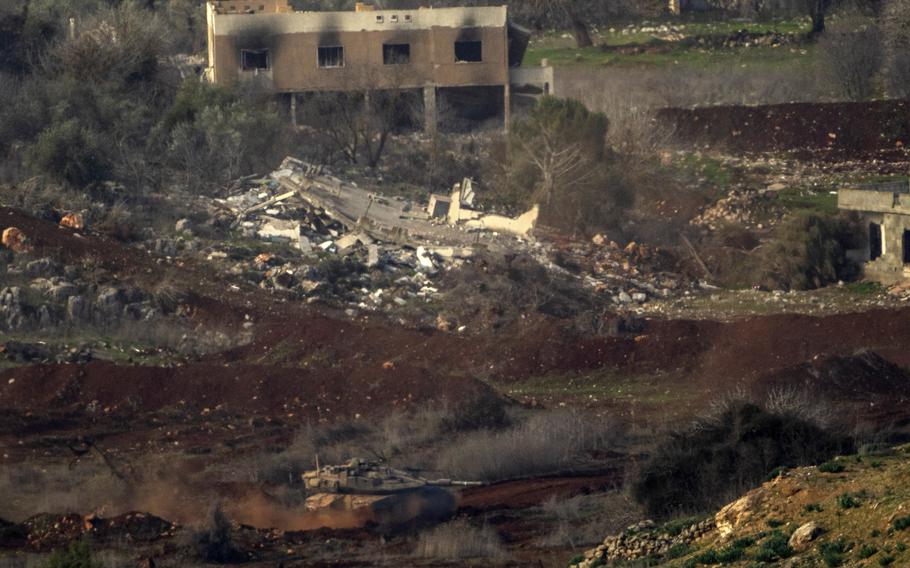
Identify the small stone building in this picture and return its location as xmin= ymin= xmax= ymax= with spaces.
xmin=838 ymin=181 xmax=910 ymax=284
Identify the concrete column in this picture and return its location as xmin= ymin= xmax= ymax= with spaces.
xmin=504 ymin=83 xmax=511 ymax=134
xmin=423 ymin=85 xmax=437 ymax=136
xmin=290 ymin=93 xmax=297 ymax=128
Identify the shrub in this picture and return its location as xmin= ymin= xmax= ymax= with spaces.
xmin=414 ymin=519 xmax=506 ymax=561
xmin=837 ymin=493 xmax=861 ymax=509
xmin=760 ymin=212 xmax=861 ymax=291
xmin=819 ymin=538 xmax=851 ymax=567
xmin=892 ymin=515 xmax=910 ymax=530
xmin=42 ymin=540 xmax=101 ymax=568
xmin=879 ymin=555 xmax=896 ymax=566
xmin=632 ymin=402 xmax=851 ymax=518
xmin=754 ymin=530 xmax=793 ymax=562
xmin=818 ymin=461 xmax=846 ymax=474
xmin=859 ymin=544 xmax=878 ymax=559
xmin=27 ymin=119 xmax=110 ymax=188
xmin=186 ymin=505 xmax=240 ymax=563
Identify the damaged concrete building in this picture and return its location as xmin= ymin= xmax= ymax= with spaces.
xmin=205 ymin=0 xmax=552 ymax=131
xmin=839 ymin=181 xmax=910 ymax=284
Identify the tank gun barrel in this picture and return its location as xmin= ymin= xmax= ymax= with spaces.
xmin=425 ymin=479 xmax=485 ymax=487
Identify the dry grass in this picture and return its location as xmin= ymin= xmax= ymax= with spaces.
xmin=435 ymin=410 xmax=624 ymax=482
xmin=414 ymin=519 xmax=507 ymax=561
xmin=0 ymin=462 xmax=128 ymax=522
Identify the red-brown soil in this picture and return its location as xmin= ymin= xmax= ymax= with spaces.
xmin=660 ymin=99 xmax=910 ymax=158
xmin=6 ymin=206 xmax=910 ymax=426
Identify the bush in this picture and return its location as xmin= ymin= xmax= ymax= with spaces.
xmin=819 ymin=538 xmax=851 ymax=567
xmin=754 ymin=530 xmax=793 ymax=562
xmin=27 ymin=119 xmax=110 ymax=187
xmin=632 ymin=402 xmax=852 ymax=518
xmin=892 ymin=515 xmax=910 ymax=530
xmin=186 ymin=505 xmax=240 ymax=564
xmin=837 ymin=492 xmax=861 ymax=509
xmin=760 ymin=212 xmax=861 ymax=291
xmin=42 ymin=540 xmax=101 ymax=568
xmin=818 ymin=461 xmax=846 ymax=473
xmin=415 ymin=519 xmax=506 ymax=561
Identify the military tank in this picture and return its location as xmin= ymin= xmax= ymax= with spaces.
xmin=301 ymin=458 xmax=483 ymax=531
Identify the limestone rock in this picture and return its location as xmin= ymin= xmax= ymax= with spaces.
xmin=715 ymin=488 xmax=764 ymax=540
xmin=788 ymin=521 xmax=822 ymax=551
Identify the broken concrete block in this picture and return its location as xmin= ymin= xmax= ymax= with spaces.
xmin=336 ymin=232 xmax=373 ymax=252
xmin=416 ymin=246 xmax=436 ymax=272
xmin=318 ymin=241 xmax=335 ymax=252
xmin=1 ymin=227 xmax=32 ymax=253
xmin=367 ymin=244 xmax=380 ymax=267
xmin=298 ymin=235 xmax=313 ymax=254
xmin=175 ymin=218 xmax=194 ymax=235
xmin=632 ymin=292 xmax=647 ymax=303
xmin=60 ymin=213 xmax=85 ymax=230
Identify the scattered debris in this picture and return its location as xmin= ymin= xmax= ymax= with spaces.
xmin=2 ymin=226 xmax=32 ymax=253
xmin=59 ymin=213 xmax=85 ymax=231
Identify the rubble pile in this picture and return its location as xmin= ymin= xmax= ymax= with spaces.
xmin=16 ymin=512 xmax=176 ymax=551
xmin=691 ymin=189 xmax=784 ymax=230
xmin=559 ymin=236 xmax=697 ymax=306
xmin=572 ymin=518 xmax=716 ymax=567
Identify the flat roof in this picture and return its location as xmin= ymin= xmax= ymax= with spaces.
xmin=211 ymin=5 xmax=508 ymax=36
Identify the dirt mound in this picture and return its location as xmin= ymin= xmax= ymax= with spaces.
xmin=0 ymin=359 xmax=495 ymax=420
xmin=660 ymin=100 xmax=910 ymax=158
xmin=0 ymin=512 xmax=175 ymax=551
xmin=755 ymin=351 xmax=910 ymax=398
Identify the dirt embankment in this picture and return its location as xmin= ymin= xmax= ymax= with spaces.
xmin=6 ymin=206 xmax=910 ymax=424
xmin=660 ymin=100 xmax=910 ymax=158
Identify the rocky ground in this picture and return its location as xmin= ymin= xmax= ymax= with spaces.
xmin=576 ymin=444 xmax=910 ymax=567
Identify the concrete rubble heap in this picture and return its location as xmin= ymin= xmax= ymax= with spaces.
xmin=572 ymin=518 xmax=716 ymax=567
xmin=691 ymin=188 xmax=784 ymax=230
xmin=192 ymin=156 xmax=702 ymax=316
xmin=565 ymin=235 xmax=698 ymax=307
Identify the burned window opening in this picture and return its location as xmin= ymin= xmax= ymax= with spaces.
xmin=241 ymin=49 xmax=269 ymax=70
xmin=318 ymin=46 xmax=344 ymax=68
xmin=903 ymin=230 xmax=910 ymax=264
xmin=455 ymin=40 xmax=482 ymax=63
xmin=383 ymin=43 xmax=410 ymax=65
xmin=870 ymin=222 xmax=882 ymax=261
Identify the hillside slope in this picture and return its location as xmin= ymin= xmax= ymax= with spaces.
xmin=576 ymin=446 xmax=910 ymax=567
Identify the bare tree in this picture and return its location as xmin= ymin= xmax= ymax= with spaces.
xmin=513 ymin=0 xmax=593 ymax=48
xmin=298 ymin=66 xmax=419 ymax=168
xmin=882 ymin=0 xmax=910 ymax=97
xmin=816 ymin=17 xmax=883 ymax=100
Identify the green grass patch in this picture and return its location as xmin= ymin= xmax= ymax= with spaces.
xmin=753 ymin=530 xmax=794 ymax=562
xmin=819 ymin=538 xmax=852 ymax=567
xmin=818 ymin=461 xmax=846 ymax=474
xmin=776 ymin=187 xmax=838 ymax=214
xmin=893 ymin=515 xmax=910 ymax=531
xmin=837 ymin=492 xmax=861 ymax=509
xmin=524 ymin=43 xmax=814 ymax=69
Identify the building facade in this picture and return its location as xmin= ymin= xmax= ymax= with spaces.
xmin=205 ymin=1 xmax=549 ymax=130
xmin=838 ymin=182 xmax=910 ymax=284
